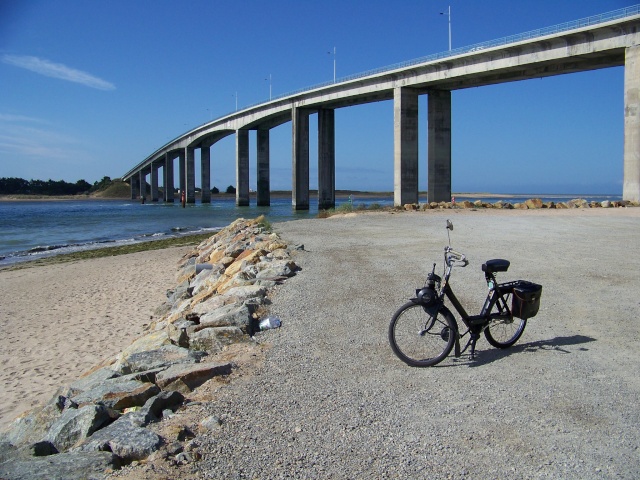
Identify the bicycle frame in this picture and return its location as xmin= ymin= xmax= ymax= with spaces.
xmin=436 ymin=249 xmax=513 ymax=357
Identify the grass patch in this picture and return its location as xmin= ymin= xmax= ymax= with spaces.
xmin=1 ymin=232 xmax=214 ymax=271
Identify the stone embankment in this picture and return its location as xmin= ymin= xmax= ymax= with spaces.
xmin=0 ymin=216 xmax=300 ymax=480
xmin=403 ymin=197 xmax=639 ymax=210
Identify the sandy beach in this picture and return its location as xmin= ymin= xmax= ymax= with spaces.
xmin=0 ymin=246 xmax=190 ymax=431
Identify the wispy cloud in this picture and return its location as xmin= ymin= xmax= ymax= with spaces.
xmin=0 ymin=113 xmax=48 ymax=123
xmin=0 ymin=113 xmax=83 ymax=159
xmin=2 ymin=54 xmax=115 ymax=91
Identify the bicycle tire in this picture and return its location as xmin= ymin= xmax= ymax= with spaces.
xmin=484 ymin=317 xmax=527 ymax=348
xmin=388 ymin=302 xmax=456 ymax=367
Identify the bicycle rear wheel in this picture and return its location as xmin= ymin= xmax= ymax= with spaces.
xmin=484 ymin=317 xmax=527 ymax=348
xmin=388 ymin=302 xmax=456 ymax=367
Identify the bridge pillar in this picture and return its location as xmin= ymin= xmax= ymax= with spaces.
xmin=624 ymin=46 xmax=640 ymax=202
xmin=236 ymin=130 xmax=250 ymax=206
xmin=257 ymin=128 xmax=270 ymax=206
xmin=164 ymin=152 xmax=174 ymax=203
xmin=394 ymin=87 xmax=419 ymax=206
xmin=185 ymin=147 xmax=196 ymax=204
xmin=130 ymin=175 xmax=139 ymax=200
xmin=178 ymin=151 xmax=185 ymax=201
xmin=318 ymin=108 xmax=335 ymax=210
xmin=427 ymin=90 xmax=452 ymax=203
xmin=201 ymin=146 xmax=211 ymax=204
xmin=139 ymin=170 xmax=146 ymax=201
xmin=150 ymin=161 xmax=159 ymax=202
xmin=292 ymin=106 xmax=310 ymax=210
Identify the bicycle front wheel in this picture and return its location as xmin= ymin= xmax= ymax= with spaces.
xmin=388 ymin=302 xmax=456 ymax=367
xmin=484 ymin=317 xmax=527 ymax=348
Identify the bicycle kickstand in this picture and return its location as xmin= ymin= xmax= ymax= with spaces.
xmin=460 ymin=332 xmax=480 ymax=360
xmin=468 ymin=333 xmax=480 ymax=360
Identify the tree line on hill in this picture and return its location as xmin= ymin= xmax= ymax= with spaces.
xmin=0 ymin=176 xmax=238 ymax=196
xmin=0 ymin=176 xmax=105 ymax=195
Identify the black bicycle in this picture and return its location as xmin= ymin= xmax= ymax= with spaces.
xmin=389 ymin=220 xmax=542 ymax=367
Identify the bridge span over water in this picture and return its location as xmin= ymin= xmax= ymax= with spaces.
xmin=123 ymin=5 xmax=640 ymax=207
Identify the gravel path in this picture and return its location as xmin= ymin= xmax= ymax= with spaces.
xmin=176 ymin=209 xmax=640 ymax=478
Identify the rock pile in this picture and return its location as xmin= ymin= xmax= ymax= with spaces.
xmin=405 ymin=197 xmax=639 ymax=210
xmin=0 ymin=216 xmax=300 ymax=479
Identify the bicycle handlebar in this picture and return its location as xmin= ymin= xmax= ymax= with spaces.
xmin=444 ymin=247 xmax=468 ymax=267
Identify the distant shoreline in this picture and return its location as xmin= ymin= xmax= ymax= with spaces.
xmin=0 ymin=190 xmax=622 ymax=202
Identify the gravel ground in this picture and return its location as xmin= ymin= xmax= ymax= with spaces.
xmin=127 ymin=208 xmax=640 ymax=479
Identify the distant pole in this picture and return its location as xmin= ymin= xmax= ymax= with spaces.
xmin=333 ymin=46 xmax=336 ymax=82
xmin=233 ymin=92 xmax=238 ymax=111
xmin=440 ymin=6 xmax=451 ymax=51
xmin=266 ymin=74 xmax=272 ymax=100
xmin=328 ymin=47 xmax=336 ymax=82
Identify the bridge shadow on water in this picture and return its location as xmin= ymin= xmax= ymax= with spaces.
xmin=444 ymin=334 xmax=596 ymax=368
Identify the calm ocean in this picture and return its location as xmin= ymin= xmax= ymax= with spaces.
xmin=0 ymin=193 xmax=621 ymax=266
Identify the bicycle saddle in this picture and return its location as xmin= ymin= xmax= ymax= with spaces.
xmin=482 ymin=259 xmax=510 ymax=273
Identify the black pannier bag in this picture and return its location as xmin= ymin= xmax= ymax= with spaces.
xmin=510 ymin=280 xmax=542 ymax=319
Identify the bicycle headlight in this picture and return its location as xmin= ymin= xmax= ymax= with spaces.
xmin=416 ymin=287 xmax=437 ymax=306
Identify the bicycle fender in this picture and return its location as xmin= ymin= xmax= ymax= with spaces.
xmin=409 ymin=298 xmax=440 ymax=317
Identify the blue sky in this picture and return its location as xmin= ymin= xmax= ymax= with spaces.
xmin=0 ymin=0 xmax=634 ymax=194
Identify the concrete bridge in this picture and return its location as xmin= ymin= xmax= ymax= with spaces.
xmin=123 ymin=5 xmax=640 ymax=207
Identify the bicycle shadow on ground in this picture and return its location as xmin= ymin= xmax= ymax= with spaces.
xmin=448 ymin=334 xmax=596 ymax=368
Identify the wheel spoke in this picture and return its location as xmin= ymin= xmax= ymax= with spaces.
xmin=389 ymin=303 xmax=456 ymax=367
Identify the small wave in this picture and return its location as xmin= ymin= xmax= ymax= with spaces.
xmin=27 ymin=245 xmax=66 ymax=253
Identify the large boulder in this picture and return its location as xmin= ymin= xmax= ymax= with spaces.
xmin=189 ymin=326 xmax=256 ymax=354
xmin=525 ymin=198 xmax=543 ymax=209
xmin=195 ymin=303 xmax=255 ymax=330
xmin=112 ymin=330 xmax=172 ymax=373
xmin=0 ymin=402 xmax=62 ymax=448
xmin=118 ymin=345 xmax=206 ymax=374
xmin=76 ymin=415 xmax=162 ymax=462
xmin=44 ymin=404 xmax=113 ymax=453
xmin=155 ymin=362 xmax=233 ymax=393
xmin=70 ymin=378 xmax=159 ymax=410
xmin=0 ymin=451 xmax=120 ymax=480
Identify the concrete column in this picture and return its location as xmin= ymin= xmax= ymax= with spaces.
xmin=624 ymin=46 xmax=640 ymax=202
xmin=318 ymin=108 xmax=336 ymax=210
xmin=185 ymin=147 xmax=196 ymax=204
xmin=394 ymin=87 xmax=419 ymax=206
xmin=201 ymin=146 xmax=211 ymax=204
xmin=139 ymin=170 xmax=146 ymax=201
xmin=164 ymin=153 xmax=174 ymax=203
xmin=427 ymin=89 xmax=452 ymax=203
xmin=130 ymin=176 xmax=138 ymax=200
xmin=178 ymin=151 xmax=186 ymax=199
xmin=236 ymin=129 xmax=250 ymax=206
xmin=292 ymin=106 xmax=310 ymax=210
xmin=150 ymin=161 xmax=159 ymax=202
xmin=257 ymin=128 xmax=270 ymax=206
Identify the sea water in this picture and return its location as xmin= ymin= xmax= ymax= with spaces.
xmin=0 ymin=193 xmax=621 ymax=266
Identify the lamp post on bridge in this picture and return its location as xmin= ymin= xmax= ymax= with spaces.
xmin=328 ymin=47 xmax=336 ymax=82
xmin=265 ymin=74 xmax=272 ymax=100
xmin=440 ymin=6 xmax=452 ymax=51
